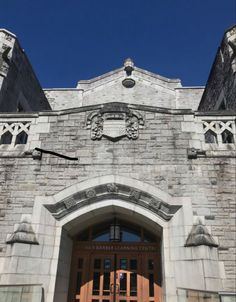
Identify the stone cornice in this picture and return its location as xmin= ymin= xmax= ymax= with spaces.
xmin=0 ymin=103 xmax=235 ymax=118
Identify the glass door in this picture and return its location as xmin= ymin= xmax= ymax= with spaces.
xmin=116 ymin=255 xmax=140 ymax=302
xmin=88 ymin=254 xmax=115 ymax=302
xmin=70 ymin=251 xmax=161 ymax=302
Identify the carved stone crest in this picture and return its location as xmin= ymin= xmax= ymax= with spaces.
xmin=87 ymin=103 xmax=144 ymax=141
xmin=129 ymin=190 xmax=141 ymax=201
xmin=148 ymin=199 xmax=161 ymax=210
xmin=64 ymin=198 xmax=76 ymax=209
xmin=91 ymin=114 xmax=104 ymax=140
xmin=85 ymin=189 xmax=96 ymax=199
xmin=107 ymin=183 xmax=118 ymax=193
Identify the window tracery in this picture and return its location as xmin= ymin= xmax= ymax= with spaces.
xmin=203 ymin=120 xmax=235 ymax=145
xmin=0 ymin=122 xmax=30 ymax=146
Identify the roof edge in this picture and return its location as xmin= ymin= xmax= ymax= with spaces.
xmin=0 ymin=28 xmax=16 ymax=38
xmin=76 ymin=65 xmax=182 ymax=88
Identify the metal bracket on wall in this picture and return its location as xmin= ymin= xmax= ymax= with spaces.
xmin=187 ymin=148 xmax=206 ymax=159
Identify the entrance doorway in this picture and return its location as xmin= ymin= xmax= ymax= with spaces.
xmin=68 ymin=220 xmax=162 ymax=302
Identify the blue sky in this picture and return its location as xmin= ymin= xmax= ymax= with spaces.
xmin=0 ymin=0 xmax=235 ymax=88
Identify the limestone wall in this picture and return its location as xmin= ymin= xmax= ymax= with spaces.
xmin=44 ymin=65 xmax=203 ymax=111
xmin=0 ymin=106 xmax=235 ymax=294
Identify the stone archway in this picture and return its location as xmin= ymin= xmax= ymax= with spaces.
xmin=53 ymin=200 xmax=171 ymax=302
xmin=29 ymin=175 xmax=187 ymax=302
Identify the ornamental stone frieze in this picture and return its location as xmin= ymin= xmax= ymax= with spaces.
xmin=44 ymin=183 xmax=181 ymax=221
xmin=86 ymin=102 xmax=144 ymax=141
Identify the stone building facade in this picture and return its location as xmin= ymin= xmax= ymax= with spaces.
xmin=0 ymin=26 xmax=235 ymax=302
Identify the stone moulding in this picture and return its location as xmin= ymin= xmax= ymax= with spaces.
xmin=6 ymin=219 xmax=39 ymax=245
xmin=185 ymin=219 xmax=218 ymax=248
xmin=44 ymin=183 xmax=181 ymax=221
xmin=86 ymin=102 xmax=144 ymax=141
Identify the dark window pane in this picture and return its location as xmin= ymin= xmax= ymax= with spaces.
xmin=148 ymin=259 xmax=154 ymax=270
xmin=121 ymin=228 xmax=141 ymax=242
xmin=94 ymin=259 xmax=101 ymax=269
xmin=103 ymin=272 xmax=110 ymax=295
xmin=78 ymin=258 xmax=83 ymax=269
xmin=205 ymin=130 xmax=217 ymax=144
xmin=119 ymin=272 xmax=127 ymax=295
xmin=92 ymin=300 xmax=99 ymax=302
xmin=120 ymin=259 xmax=127 ymax=269
xmin=0 ymin=131 xmax=12 ymax=144
xmin=130 ymin=259 xmax=137 ymax=270
xmin=104 ymin=259 xmax=111 ymax=270
xmin=222 ymin=130 xmax=234 ymax=143
xmin=76 ymin=272 xmax=82 ymax=294
xmin=130 ymin=272 xmax=137 ymax=296
xmin=92 ymin=272 xmax=100 ymax=295
xmin=15 ymin=131 xmax=28 ymax=144
xmin=149 ymin=273 xmax=154 ymax=297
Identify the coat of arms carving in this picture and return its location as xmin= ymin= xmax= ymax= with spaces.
xmin=86 ymin=103 xmax=144 ymax=141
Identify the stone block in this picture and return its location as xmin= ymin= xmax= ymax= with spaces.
xmin=11 ymin=243 xmax=30 ymax=257
xmin=42 ymin=245 xmax=54 ymax=259
xmin=205 ymin=277 xmax=223 ymax=291
xmin=175 ymin=260 xmax=205 ymax=290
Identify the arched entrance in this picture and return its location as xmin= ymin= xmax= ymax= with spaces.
xmin=67 ymin=218 xmax=162 ymax=302
xmin=34 ymin=175 xmax=184 ymax=302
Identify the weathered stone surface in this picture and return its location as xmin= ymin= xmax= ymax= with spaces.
xmin=0 ymin=26 xmax=235 ymax=302
xmin=185 ymin=219 xmax=218 ymax=247
xmin=6 ymin=218 xmax=39 ymax=245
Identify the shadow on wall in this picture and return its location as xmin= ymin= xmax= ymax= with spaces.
xmin=0 ymin=284 xmax=44 ymax=302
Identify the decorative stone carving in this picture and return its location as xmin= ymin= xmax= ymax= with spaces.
xmin=129 ymin=190 xmax=141 ymax=201
xmin=122 ymin=58 xmax=135 ymax=87
xmin=45 ymin=183 xmax=181 ymax=221
xmin=106 ymin=183 xmax=118 ymax=193
xmin=64 ymin=198 xmax=76 ymax=209
xmin=185 ymin=218 xmax=218 ymax=248
xmin=91 ymin=114 xmax=104 ymax=140
xmin=124 ymin=58 xmax=134 ymax=76
xmin=122 ymin=78 xmax=135 ymax=88
xmin=85 ymin=189 xmax=96 ymax=199
xmin=126 ymin=113 xmax=139 ymax=139
xmin=87 ymin=103 xmax=144 ymax=141
xmin=148 ymin=199 xmax=161 ymax=210
xmin=6 ymin=217 xmax=39 ymax=245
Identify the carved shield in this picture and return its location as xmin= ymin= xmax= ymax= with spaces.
xmin=103 ymin=119 xmax=126 ymax=139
